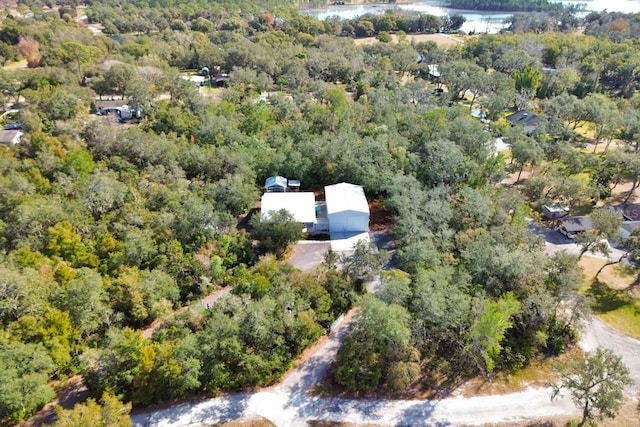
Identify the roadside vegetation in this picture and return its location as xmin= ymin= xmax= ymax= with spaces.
xmin=0 ymin=0 xmax=638 ymax=426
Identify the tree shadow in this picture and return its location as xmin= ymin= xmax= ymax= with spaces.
xmin=392 ymin=400 xmax=446 ymax=426
xmin=587 ymin=279 xmax=632 ymax=313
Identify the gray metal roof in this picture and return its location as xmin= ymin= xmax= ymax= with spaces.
xmin=561 ymin=216 xmax=593 ymax=233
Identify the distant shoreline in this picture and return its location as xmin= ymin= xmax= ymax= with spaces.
xmin=315 ymin=0 xmax=416 ymax=7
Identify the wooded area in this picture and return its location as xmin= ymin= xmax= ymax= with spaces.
xmin=0 ymin=0 xmax=638 ymax=425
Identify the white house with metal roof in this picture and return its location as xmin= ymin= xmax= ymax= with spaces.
xmin=324 ymin=183 xmax=369 ymax=234
xmin=260 ymin=192 xmax=317 ymax=232
xmin=265 ymin=175 xmax=288 ymax=192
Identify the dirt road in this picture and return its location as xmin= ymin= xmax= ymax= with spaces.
xmin=131 ymin=309 xmax=640 ymax=427
xmin=131 ymin=229 xmax=639 ymax=426
xmin=132 ymin=306 xmax=579 ymax=426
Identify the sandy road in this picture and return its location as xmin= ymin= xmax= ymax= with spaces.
xmin=132 ymin=306 xmax=579 ymax=427
xmin=132 ymin=315 xmax=638 ymax=427
xmin=131 ymin=228 xmax=639 ymax=427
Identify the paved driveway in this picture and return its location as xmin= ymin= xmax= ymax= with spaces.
xmin=287 ymin=241 xmax=331 ymax=272
xmin=527 ymin=220 xmax=628 ymax=260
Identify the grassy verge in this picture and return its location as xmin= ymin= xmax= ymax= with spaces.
xmin=579 ymin=256 xmax=640 ymax=339
xmin=458 ymin=347 xmax=582 ymax=397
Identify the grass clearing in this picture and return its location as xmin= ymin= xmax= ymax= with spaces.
xmin=579 ymin=257 xmax=640 ymax=339
xmin=587 ymin=280 xmax=640 ymax=339
xmin=458 ymin=347 xmax=582 ymax=397
xmin=578 ymin=256 xmax=636 ymax=291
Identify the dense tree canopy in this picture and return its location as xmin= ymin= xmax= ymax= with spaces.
xmin=0 ymin=0 xmax=638 ymax=423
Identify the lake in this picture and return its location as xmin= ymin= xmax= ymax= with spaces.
xmin=303 ymin=0 xmax=640 ymax=33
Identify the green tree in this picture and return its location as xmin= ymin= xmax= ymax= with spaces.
xmin=510 ymin=133 xmax=544 ymax=183
xmin=551 ymin=347 xmax=632 ymax=426
xmin=61 ymin=42 xmax=101 ymax=76
xmin=340 ymin=240 xmax=389 ymax=287
xmin=334 ymin=296 xmax=418 ymax=391
xmin=250 ymin=209 xmax=303 ymax=258
xmin=103 ymin=64 xmax=135 ymax=99
xmin=46 ymin=221 xmax=97 ymax=268
xmin=545 ymin=251 xmax=583 ymax=303
xmin=464 ymin=292 xmax=521 ymax=374
xmin=0 ymin=336 xmax=55 ymax=424
xmin=583 ymin=93 xmax=618 ymax=153
xmin=411 ymin=266 xmax=472 ymax=357
xmin=9 ymin=308 xmax=78 ymax=374
xmin=575 ymin=208 xmax=622 ymax=259
xmin=58 ymin=269 xmax=112 ymax=337
xmin=513 ymin=64 xmax=541 ymax=94
xmin=52 ymin=393 xmax=131 ymax=427
xmin=376 ymin=31 xmax=392 ymax=43
xmin=83 ymin=328 xmax=144 ymax=400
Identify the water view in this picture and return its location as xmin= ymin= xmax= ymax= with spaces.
xmin=303 ymin=0 xmax=640 ymax=33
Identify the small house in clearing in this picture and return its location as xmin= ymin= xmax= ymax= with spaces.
xmin=260 ymin=192 xmax=317 ymax=233
xmin=0 ymin=130 xmax=22 ymax=145
xmin=265 ymin=175 xmax=288 ymax=193
xmin=324 ymin=183 xmax=370 ymax=235
xmin=559 ymin=216 xmax=593 ymax=239
xmin=506 ymin=110 xmax=541 ymax=134
xmin=543 ymin=204 xmax=570 ymax=220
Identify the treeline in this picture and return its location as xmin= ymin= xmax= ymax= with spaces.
xmin=446 ymin=0 xmax=566 ymax=12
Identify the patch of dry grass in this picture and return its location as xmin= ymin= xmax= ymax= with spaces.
xmin=579 ymin=257 xmax=640 ymax=339
xmin=578 ymin=256 xmax=636 ymax=292
xmin=457 ymin=347 xmax=583 ymax=398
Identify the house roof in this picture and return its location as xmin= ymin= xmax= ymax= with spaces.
xmin=611 ymin=203 xmax=640 ymax=221
xmin=265 ymin=175 xmax=287 ymax=189
xmin=506 ymin=110 xmax=541 ymax=127
xmin=324 ymin=183 xmax=369 ymax=216
xmin=0 ymin=130 xmax=22 ymax=144
xmin=544 ymin=204 xmax=569 ymax=214
xmin=621 ymin=221 xmax=640 ymax=235
xmin=470 ymin=109 xmax=486 ymax=120
xmin=561 ymin=216 xmax=593 ymax=233
xmin=261 ymin=192 xmax=316 ymax=223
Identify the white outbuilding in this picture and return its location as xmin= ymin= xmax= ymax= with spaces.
xmin=265 ymin=175 xmax=287 ymax=192
xmin=260 ymin=192 xmax=317 ymax=231
xmin=324 ymin=183 xmax=369 ymax=234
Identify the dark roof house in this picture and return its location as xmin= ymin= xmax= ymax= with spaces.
xmin=561 ymin=216 xmax=593 ymax=233
xmin=610 ymin=203 xmax=640 ymax=222
xmin=506 ymin=110 xmax=541 ymax=134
